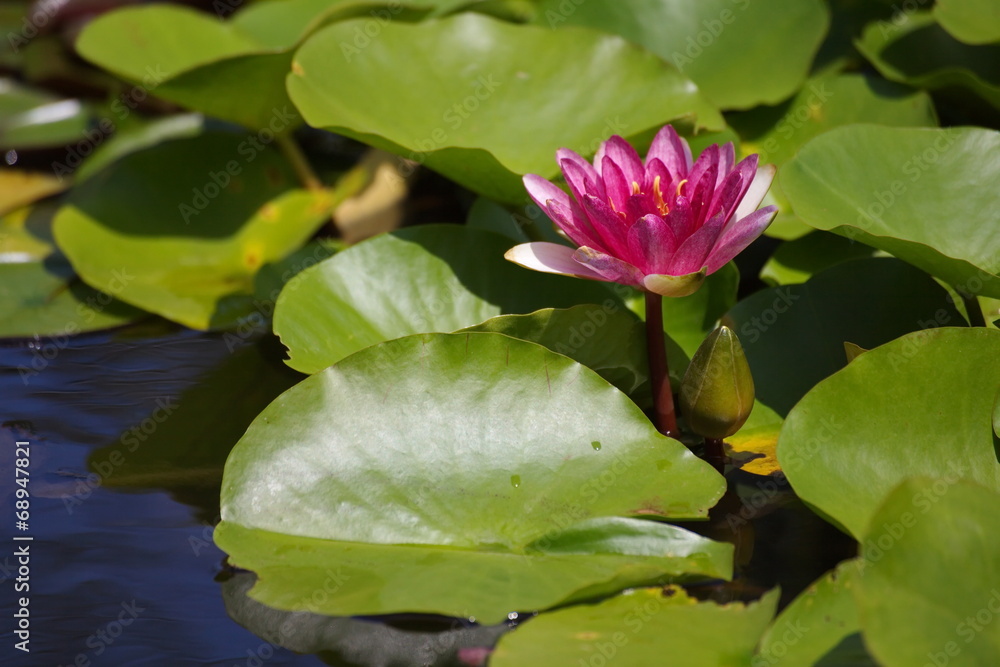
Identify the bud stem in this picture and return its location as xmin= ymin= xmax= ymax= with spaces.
xmin=645 ymin=292 xmax=678 ymax=437
xmin=704 ymin=437 xmax=725 ymax=474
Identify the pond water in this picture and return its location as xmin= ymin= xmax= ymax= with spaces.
xmin=0 ymin=322 xmax=851 ymax=666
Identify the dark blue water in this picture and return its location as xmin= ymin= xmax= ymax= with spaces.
xmin=0 ymin=324 xmax=327 ymax=666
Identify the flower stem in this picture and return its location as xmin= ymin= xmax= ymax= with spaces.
xmin=704 ymin=437 xmax=725 ymax=475
xmin=645 ymin=291 xmax=678 ymax=437
xmin=275 ymin=133 xmax=342 ymax=236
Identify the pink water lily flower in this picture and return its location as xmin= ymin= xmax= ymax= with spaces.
xmin=505 ymin=125 xmax=778 ymax=297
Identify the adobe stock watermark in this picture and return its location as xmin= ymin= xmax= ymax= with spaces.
xmin=736 ymin=287 xmax=800 ymax=344
xmin=7 ymin=0 xmax=61 ymax=53
xmin=851 ymin=128 xmax=964 ymax=236
xmin=670 ymin=0 xmax=752 ymax=72
xmin=752 ymin=616 xmax=810 ymax=666
xmin=51 ymin=67 xmax=168 ymax=181
xmin=220 ymin=242 xmax=336 ymax=352
xmin=56 ymin=600 xmax=145 ymax=667
xmin=859 ymin=461 xmax=966 ymax=570
xmin=60 ymin=398 xmax=179 ymax=514
xmin=18 ymin=268 xmax=135 ymax=385
xmin=874 ymin=0 xmax=933 ymax=38
xmin=749 ymin=80 xmax=835 ymax=164
xmin=339 ymin=0 xmax=407 ymax=62
xmin=377 ymin=74 xmax=502 ymax=188
xmin=179 ymin=106 xmax=298 ymax=223
xmin=925 ymin=589 xmax=1000 ymax=667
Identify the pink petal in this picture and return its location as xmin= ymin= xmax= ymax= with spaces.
xmin=716 ymin=142 xmax=736 ymax=188
xmin=504 ymin=242 xmax=606 ymax=280
xmin=627 ymin=214 xmax=680 ymax=275
xmin=687 ymin=161 xmax=719 ymax=229
xmin=598 ymin=135 xmax=644 ymax=186
xmin=670 ymin=210 xmax=727 ymax=274
xmin=573 ymin=247 xmax=645 ymax=288
xmin=643 ymin=157 xmax=673 ymax=194
xmin=559 ymin=157 xmax=599 ymax=204
xmin=704 ymin=206 xmax=778 ymax=273
xmin=709 ymin=169 xmax=745 ymax=222
xmin=601 ymin=156 xmax=631 ymax=213
xmin=558 ymin=149 xmax=604 ymax=200
xmin=523 ymin=174 xmax=571 ymax=212
xmin=727 ymin=154 xmax=760 ymax=209
xmin=685 ymin=144 xmax=719 ymax=189
xmin=733 ymin=164 xmax=776 ymax=222
xmin=665 ymin=195 xmax=696 ymax=241
xmin=545 ymin=197 xmax=604 ymax=249
xmin=579 ymin=194 xmax=632 ymax=259
xmin=646 ymin=125 xmax=692 ymax=178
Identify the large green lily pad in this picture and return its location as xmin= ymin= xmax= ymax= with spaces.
xmin=533 ymin=0 xmax=828 ymax=110
xmin=74 ymin=0 xmax=459 ymax=129
xmin=723 ymin=258 xmax=962 ymax=416
xmin=52 ymin=133 xmax=342 ymax=330
xmin=491 ymin=587 xmax=779 ymax=666
xmin=730 ymin=73 xmax=937 ymax=240
xmin=216 ymin=520 xmax=733 ymax=625
xmin=217 ymin=333 xmax=728 ymax=621
xmin=287 ymin=13 xmax=724 ymax=202
xmin=855 ymin=11 xmax=1000 ymax=110
xmin=273 ymin=225 xmax=618 ymax=373
xmin=855 ymin=478 xmax=1000 ymax=666
xmin=779 ymin=328 xmax=1000 ymax=538
xmin=782 ymin=125 xmax=1000 ymax=298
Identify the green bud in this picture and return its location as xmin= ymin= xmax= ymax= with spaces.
xmin=680 ymin=326 xmax=755 ymax=439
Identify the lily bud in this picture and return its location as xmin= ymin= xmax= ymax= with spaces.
xmin=680 ymin=326 xmax=754 ymax=439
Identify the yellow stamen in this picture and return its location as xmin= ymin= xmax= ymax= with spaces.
xmin=675 ymin=179 xmax=689 ymax=197
xmin=608 ymin=196 xmax=627 ymax=220
xmin=631 ymin=181 xmax=641 ymax=196
xmin=653 ymin=175 xmax=669 ymax=216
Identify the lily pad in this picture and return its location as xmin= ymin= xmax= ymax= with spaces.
xmin=855 ymin=11 xmax=1000 ymax=110
xmin=533 ymin=0 xmax=829 ymax=110
xmin=216 ymin=520 xmax=732 ymax=625
xmin=934 ymin=0 xmax=1000 ymax=44
xmin=0 ymin=78 xmax=90 ymax=149
xmin=0 ymin=258 xmax=145 ymax=339
xmin=490 ymin=587 xmax=779 ymax=666
xmin=459 ymin=305 xmax=689 ymax=398
xmin=756 ymin=559 xmax=870 ymax=666
xmin=778 ymin=328 xmax=1000 ymax=538
xmin=217 ymin=333 xmax=728 ymax=621
xmin=74 ymin=0 xmax=456 ymax=130
xmin=723 ymin=257 xmax=962 ymax=415
xmin=731 ymin=73 xmax=938 ymax=240
xmin=0 ymin=170 xmax=66 ymax=216
xmin=287 ymin=13 xmax=724 ymax=202
xmin=0 ymin=205 xmax=145 ymax=338
xmin=855 ymin=478 xmax=1000 ymax=666
xmin=273 ymin=225 xmax=618 ymax=374
xmin=782 ymin=125 xmax=1000 ymax=299
xmin=52 ymin=132 xmax=343 ymax=330
xmin=759 ymin=232 xmax=879 ymax=286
